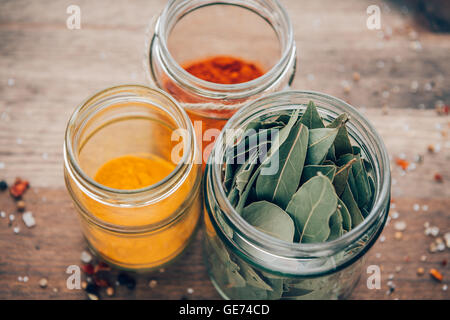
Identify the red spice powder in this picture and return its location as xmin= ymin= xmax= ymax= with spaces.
xmin=184 ymin=55 xmax=264 ymax=85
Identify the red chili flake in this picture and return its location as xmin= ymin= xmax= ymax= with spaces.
xmin=434 ymin=173 xmax=443 ymax=183
xmin=442 ymin=259 xmax=448 ymax=267
xmin=94 ymin=261 xmax=111 ymax=273
xmin=9 ymin=178 xmax=29 ymax=199
xmin=395 ymin=158 xmax=409 ymax=170
xmin=94 ymin=278 xmax=109 ymax=287
xmin=429 ymin=268 xmax=443 ymax=282
xmin=81 ymin=263 xmax=95 ymax=275
xmin=442 ymin=105 xmax=449 ymax=115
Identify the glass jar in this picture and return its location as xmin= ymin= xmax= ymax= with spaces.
xmin=64 ymin=85 xmax=202 ymax=271
xmin=145 ymin=0 xmax=297 ymax=161
xmin=203 ymin=91 xmax=391 ymax=299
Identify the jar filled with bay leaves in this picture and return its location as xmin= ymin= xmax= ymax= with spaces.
xmin=203 ymin=91 xmax=391 ymax=299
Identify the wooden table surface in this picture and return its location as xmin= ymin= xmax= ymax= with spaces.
xmin=0 ymin=0 xmax=449 ymax=300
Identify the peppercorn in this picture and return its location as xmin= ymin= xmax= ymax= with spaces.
xmin=16 ymin=200 xmax=26 ymax=212
xmin=85 ymin=283 xmax=99 ymax=295
xmin=0 ymin=180 xmax=7 ymax=191
xmin=106 ymin=286 xmax=115 ymax=297
xmin=117 ymin=273 xmax=136 ymax=290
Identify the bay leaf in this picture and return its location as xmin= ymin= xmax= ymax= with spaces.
xmin=327 ymin=113 xmax=353 ymax=158
xmin=236 ymin=260 xmax=273 ymax=291
xmin=326 ymin=145 xmax=337 ymax=162
xmin=241 ymin=201 xmax=295 ymax=242
xmin=338 ymin=198 xmax=352 ymax=232
xmin=300 ymin=164 xmax=336 ymax=184
xmin=235 ymin=165 xmax=260 ymax=213
xmin=352 ymin=145 xmax=361 ymax=155
xmin=305 ymin=127 xmax=339 ymax=165
xmin=333 ymin=157 xmax=357 ymax=196
xmin=351 ymin=153 xmax=372 ymax=209
xmin=264 ymin=277 xmax=284 ymax=300
xmin=299 ymin=101 xmax=325 ymax=129
xmin=327 ymin=208 xmax=343 ymax=241
xmin=286 ymin=175 xmax=338 ymax=243
xmin=255 ymin=122 xmax=309 ymax=208
xmin=341 ymin=182 xmax=364 ymax=228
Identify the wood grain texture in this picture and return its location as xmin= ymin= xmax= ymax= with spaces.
xmin=0 ymin=0 xmax=449 ymax=300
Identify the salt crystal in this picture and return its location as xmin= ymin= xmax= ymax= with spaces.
xmin=424 ymin=83 xmax=432 ymax=91
xmin=375 ymin=253 xmax=382 ymax=259
xmin=424 ymin=222 xmax=430 ymax=228
xmin=410 ymin=41 xmax=422 ymax=51
xmin=444 ymin=232 xmax=450 ymax=248
xmin=394 ymin=221 xmax=407 ymax=231
xmin=0 ymin=162 xmax=4 ymax=169
xmin=391 ymin=203 xmax=396 ymax=209
xmin=430 ymin=226 xmax=439 ymax=237
xmin=0 ymin=211 xmax=5 ymax=218
xmin=410 ymin=81 xmax=419 ymax=92
xmin=420 ymin=255 xmax=427 ymax=262
xmin=18 ymin=276 xmax=23 ymax=282
xmin=380 ymin=235 xmax=386 ymax=243
xmin=437 ymin=242 xmax=445 ymax=252
xmin=391 ymin=211 xmax=399 ymax=219
xmin=22 ymin=211 xmax=36 ymax=228
xmin=9 ymin=214 xmax=15 ymax=221
xmin=422 ymin=205 xmax=428 ymax=212
xmin=187 ymin=288 xmax=194 ymax=294
xmin=13 ymin=227 xmax=20 ymax=234
xmin=7 ymin=78 xmax=15 ymax=86
xmin=413 ymin=204 xmax=420 ymax=211
xmin=443 ymin=285 xmax=448 ymax=291
xmin=395 ymin=266 xmax=402 ymax=273
xmin=80 ymin=250 xmax=92 ymax=264
xmin=23 ymin=276 xmax=29 ymax=282
xmin=388 ymin=274 xmax=394 ymax=280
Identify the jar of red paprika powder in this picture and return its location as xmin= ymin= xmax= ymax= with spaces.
xmin=145 ymin=0 xmax=297 ymax=163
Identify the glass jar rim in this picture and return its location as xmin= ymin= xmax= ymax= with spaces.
xmin=207 ymin=90 xmax=391 ymax=258
xmin=151 ymin=0 xmax=295 ymax=98
xmin=64 ymin=84 xmax=196 ymax=206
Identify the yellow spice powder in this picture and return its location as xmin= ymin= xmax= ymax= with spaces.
xmin=94 ymin=155 xmax=174 ymax=190
xmin=74 ymin=154 xmax=201 ymax=269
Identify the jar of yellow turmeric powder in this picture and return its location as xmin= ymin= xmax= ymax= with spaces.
xmin=64 ymin=85 xmax=202 ymax=271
